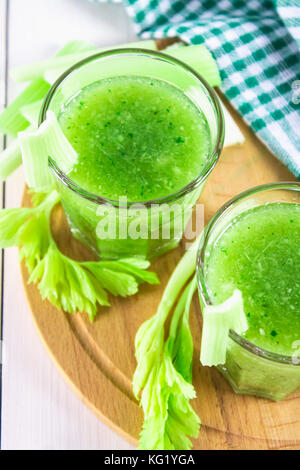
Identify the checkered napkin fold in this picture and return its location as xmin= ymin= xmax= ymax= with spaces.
xmin=92 ymin=0 xmax=300 ymax=178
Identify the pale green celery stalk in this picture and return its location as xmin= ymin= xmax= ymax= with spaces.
xmin=20 ymin=99 xmax=44 ymax=126
xmin=133 ymin=238 xmax=201 ymax=450
xmin=11 ymin=40 xmax=157 ymax=83
xmin=44 ymin=66 xmax=80 ymax=85
xmin=165 ymin=45 xmax=221 ymax=87
xmin=55 ymin=40 xmax=98 ymax=57
xmin=133 ymin=240 xmax=198 ymax=338
xmin=0 ymin=141 xmax=22 ymax=181
xmin=0 ymin=79 xmax=50 ymax=136
xmin=134 ymin=237 xmax=199 ymax=396
xmin=45 ymin=43 xmax=221 ymax=88
xmin=0 ymin=41 xmax=99 ymax=179
xmin=44 ymin=39 xmax=119 ymax=84
xmin=167 ymin=275 xmax=197 ymax=383
xmin=19 ymin=110 xmax=77 ymax=191
xmin=200 ymin=289 xmax=248 ymax=367
xmin=0 ymin=41 xmax=96 ymax=138
xmin=19 ymin=130 xmax=53 ymax=191
xmin=136 ymin=275 xmax=200 ymax=450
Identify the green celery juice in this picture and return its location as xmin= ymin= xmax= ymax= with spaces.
xmin=56 ymin=75 xmax=211 ymax=258
xmin=206 ymin=203 xmax=300 ymax=355
xmin=204 ymin=202 xmax=300 ymax=399
xmin=59 ymin=76 xmax=211 ymax=202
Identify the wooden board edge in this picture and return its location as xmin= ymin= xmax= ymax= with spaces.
xmin=20 ymin=260 xmax=140 ymax=448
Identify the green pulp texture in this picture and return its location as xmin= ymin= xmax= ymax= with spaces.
xmin=206 ymin=203 xmax=300 ymax=356
xmin=58 ymin=76 xmax=211 ymax=201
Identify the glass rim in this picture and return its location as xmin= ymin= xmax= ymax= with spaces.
xmin=39 ymin=47 xmax=224 ymax=208
xmin=197 ymin=181 xmax=300 ymax=366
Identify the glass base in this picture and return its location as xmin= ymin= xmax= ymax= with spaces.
xmin=218 ymin=340 xmax=300 ymax=401
xmin=69 ymin=222 xmax=181 ymax=260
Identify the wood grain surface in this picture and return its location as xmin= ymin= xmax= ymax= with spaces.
xmin=20 ymin=94 xmax=300 ymax=450
xmin=17 ymin=35 xmax=300 ymax=449
xmin=1 ymin=0 xmax=138 ymax=450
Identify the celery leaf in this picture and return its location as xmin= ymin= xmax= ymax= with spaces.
xmin=0 ymin=189 xmax=159 ymax=321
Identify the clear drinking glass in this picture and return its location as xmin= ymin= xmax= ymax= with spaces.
xmin=197 ymin=182 xmax=300 ymax=401
xmin=40 ymin=49 xmax=224 ymax=259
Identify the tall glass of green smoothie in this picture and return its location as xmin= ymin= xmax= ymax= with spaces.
xmin=197 ymin=183 xmax=300 ymax=401
xmin=40 ymin=49 xmax=224 ymax=259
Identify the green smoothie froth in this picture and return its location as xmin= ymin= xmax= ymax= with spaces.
xmin=59 ymin=76 xmax=211 ymax=201
xmin=206 ymin=203 xmax=300 ymax=356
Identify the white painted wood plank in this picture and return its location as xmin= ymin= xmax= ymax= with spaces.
xmin=1 ymin=0 xmax=136 ymax=450
xmin=0 ymin=2 xmax=8 ymax=425
xmin=0 ymin=1 xmax=7 ymax=119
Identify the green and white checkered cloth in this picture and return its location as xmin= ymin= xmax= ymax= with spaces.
xmin=277 ymin=0 xmax=300 ymax=48
xmin=92 ymin=0 xmax=300 ymax=177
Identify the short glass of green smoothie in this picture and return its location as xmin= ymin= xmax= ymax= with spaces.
xmin=40 ymin=49 xmax=224 ymax=259
xmin=197 ymin=182 xmax=300 ymax=401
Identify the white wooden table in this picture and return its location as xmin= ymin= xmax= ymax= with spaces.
xmin=0 ymin=0 xmax=137 ymax=450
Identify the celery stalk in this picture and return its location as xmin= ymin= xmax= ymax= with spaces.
xmin=12 ymin=40 xmax=157 ymax=83
xmin=20 ymin=99 xmax=44 ymax=126
xmin=133 ymin=240 xmax=200 ymax=449
xmin=165 ymin=45 xmax=221 ymax=87
xmin=0 ymin=41 xmax=100 ymax=179
xmin=0 ymin=79 xmax=50 ymax=136
xmin=19 ymin=130 xmax=54 ymax=192
xmin=44 ymin=66 xmax=81 ymax=85
xmin=55 ymin=40 xmax=97 ymax=57
xmin=133 ymin=238 xmax=200 ymax=401
xmin=200 ymin=289 xmax=248 ymax=366
xmin=19 ymin=110 xmax=77 ymax=191
xmin=0 ymin=41 xmax=97 ymax=138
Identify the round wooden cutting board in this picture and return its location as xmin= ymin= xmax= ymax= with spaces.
xmin=21 ymin=47 xmax=300 ymax=449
